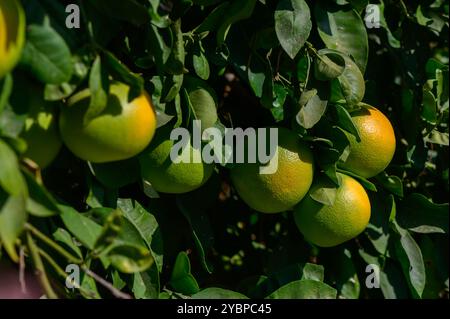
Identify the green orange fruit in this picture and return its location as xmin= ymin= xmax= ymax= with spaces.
xmin=294 ymin=173 xmax=371 ymax=247
xmin=230 ymin=127 xmax=314 ymax=214
xmin=0 ymin=0 xmax=26 ymax=79
xmin=20 ymin=95 xmax=62 ymax=169
xmin=60 ymin=83 xmax=157 ymax=163
xmin=340 ymin=104 xmax=396 ymax=178
xmin=139 ymin=126 xmax=214 ymax=194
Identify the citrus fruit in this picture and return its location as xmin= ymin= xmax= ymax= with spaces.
xmin=139 ymin=126 xmax=214 ymax=194
xmin=20 ymin=95 xmax=62 ymax=169
xmin=0 ymin=0 xmax=26 ymax=79
xmin=294 ymin=173 xmax=371 ymax=247
xmin=60 ymin=83 xmax=157 ymax=163
xmin=339 ymin=104 xmax=396 ymax=178
xmin=230 ymin=127 xmax=314 ymax=214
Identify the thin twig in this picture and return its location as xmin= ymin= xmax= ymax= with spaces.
xmin=19 ymin=246 xmax=27 ymax=294
xmin=81 ymin=266 xmax=133 ymax=299
xmin=25 ymin=223 xmax=130 ymax=299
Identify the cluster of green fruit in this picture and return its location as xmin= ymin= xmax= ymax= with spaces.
xmin=1 ymin=0 xmax=396 ymax=250
xmin=9 ymin=82 xmax=397 ymax=249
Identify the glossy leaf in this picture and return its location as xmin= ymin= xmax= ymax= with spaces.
xmin=266 ymin=280 xmax=337 ymax=299
xmin=118 ymin=199 xmax=164 ymax=272
xmin=398 ymin=193 xmax=449 ymax=234
xmin=0 ymin=194 xmax=27 ymax=262
xmin=59 ymin=205 xmax=103 ymax=250
xmin=0 ymin=140 xmax=27 ymax=196
xmin=169 ymin=252 xmax=200 ymax=295
xmin=21 ymin=25 xmax=73 ymax=84
xmin=314 ymin=51 xmax=345 ymax=81
xmin=86 ymin=55 xmax=110 ymax=123
xmin=107 ymin=243 xmax=154 ymax=274
xmin=297 ymin=89 xmax=328 ymax=129
xmin=275 ymin=0 xmax=312 ymax=59
xmin=315 ymin=3 xmax=369 ymax=73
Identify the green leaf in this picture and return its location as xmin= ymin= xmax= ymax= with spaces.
xmin=398 ymin=193 xmax=449 ymax=234
xmin=275 ymin=0 xmax=312 ymax=59
xmin=165 ymin=20 xmax=186 ymax=75
xmin=176 ymin=194 xmax=214 ymax=274
xmin=247 ymin=53 xmax=268 ymax=98
xmin=117 ymin=199 xmax=164 ymax=272
xmin=424 ymin=130 xmax=449 ymax=146
xmin=359 ymin=249 xmax=409 ymax=299
xmin=21 ymin=25 xmax=73 ymax=84
xmin=23 ymin=170 xmax=60 ymax=217
xmin=86 ymin=55 xmax=110 ymax=123
xmin=103 ymin=51 xmax=144 ymax=101
xmin=315 ymin=3 xmax=369 ymax=73
xmin=310 ymin=186 xmax=337 ymax=206
xmin=327 ymin=50 xmax=366 ymax=106
xmin=420 ymin=236 xmax=448 ymax=299
xmin=59 ymin=205 xmax=103 ymax=250
xmin=192 ymin=288 xmax=249 ymax=299
xmin=337 ymin=168 xmax=377 ymax=192
xmin=366 ymin=193 xmax=392 ymax=255
xmin=169 ymin=252 xmax=200 ymax=295
xmin=421 ymin=88 xmax=437 ymax=124
xmin=378 ymin=2 xmax=401 ymax=48
xmin=194 ymin=2 xmax=231 ymax=34
xmin=192 ymin=42 xmax=210 ymax=80
xmin=436 ymin=68 xmax=449 ymax=110
xmin=148 ymin=0 xmax=171 ymax=28
xmin=296 ymin=89 xmax=328 ymax=129
xmin=93 ymin=209 xmax=122 ymax=251
xmin=44 ymin=52 xmax=90 ymax=101
xmin=375 ymin=172 xmax=404 ymax=197
xmin=266 ymin=280 xmax=337 ymax=299
xmin=107 ymin=243 xmax=154 ymax=274
xmin=301 ymin=263 xmax=325 ymax=282
xmin=80 ymin=265 xmax=101 ymax=299
xmin=393 ymin=223 xmax=426 ymax=298
xmin=0 ymin=194 xmax=27 ymax=262
xmin=314 ymin=51 xmax=345 ymax=81
xmin=0 ymin=139 xmax=27 ymax=196
xmin=147 ymin=25 xmax=172 ymax=75
xmin=216 ymin=0 xmax=257 ymax=45
xmin=272 ymin=263 xmax=323 ymax=288
xmin=334 ymin=248 xmax=360 ymax=299
xmin=111 ymin=269 xmax=127 ymax=290
xmin=334 ymin=104 xmax=361 ymax=141
xmin=53 ymin=228 xmax=83 ymax=259
xmin=133 ymin=265 xmax=160 ymax=299
xmin=162 ymin=74 xmax=184 ymax=103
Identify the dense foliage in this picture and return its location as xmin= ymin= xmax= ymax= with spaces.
xmin=0 ymin=0 xmax=448 ymax=299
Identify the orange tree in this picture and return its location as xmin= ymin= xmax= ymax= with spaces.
xmin=0 ymin=0 xmax=448 ymax=299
